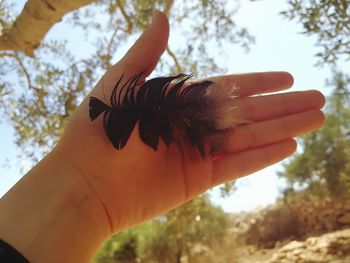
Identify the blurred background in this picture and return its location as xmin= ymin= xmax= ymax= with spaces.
xmin=0 ymin=0 xmax=349 ymax=262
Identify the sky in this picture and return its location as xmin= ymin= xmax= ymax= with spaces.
xmin=1 ymin=0 xmax=349 ymax=212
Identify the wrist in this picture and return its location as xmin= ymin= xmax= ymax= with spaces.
xmin=0 ymin=148 xmax=111 ymax=263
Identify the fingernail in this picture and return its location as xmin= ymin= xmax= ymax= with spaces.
xmin=151 ymin=9 xmax=162 ymax=26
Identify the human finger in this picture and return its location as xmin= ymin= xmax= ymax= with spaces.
xmin=212 ymin=139 xmax=297 ymax=185
xmin=89 ymin=10 xmax=169 ymax=101
xmin=209 ymin=71 xmax=294 ymax=97
xmin=117 ymin=10 xmax=169 ymax=76
xmin=223 ymin=109 xmax=324 ymax=153
xmin=235 ymin=90 xmax=325 ymax=122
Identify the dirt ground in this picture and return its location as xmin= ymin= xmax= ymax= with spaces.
xmin=232 ymin=228 xmax=350 ymax=263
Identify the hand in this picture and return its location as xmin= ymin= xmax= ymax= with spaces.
xmin=55 ymin=11 xmax=325 ymax=234
xmin=0 ymin=10 xmax=325 ymax=263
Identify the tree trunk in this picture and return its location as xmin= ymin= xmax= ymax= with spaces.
xmin=0 ymin=0 xmax=97 ymax=56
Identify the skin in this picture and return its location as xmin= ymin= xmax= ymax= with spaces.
xmin=0 ymin=11 xmax=325 ymax=263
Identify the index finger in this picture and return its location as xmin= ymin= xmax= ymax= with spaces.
xmin=209 ymin=71 xmax=294 ymax=97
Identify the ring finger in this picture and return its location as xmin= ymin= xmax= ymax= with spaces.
xmin=222 ymin=109 xmax=325 ymax=153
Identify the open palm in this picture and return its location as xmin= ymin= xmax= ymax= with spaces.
xmin=55 ymin=11 xmax=324 ymax=233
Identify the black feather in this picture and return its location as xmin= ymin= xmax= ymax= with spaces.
xmin=89 ymin=73 xmax=237 ymax=157
xmin=186 ymin=123 xmax=205 ymax=157
xmin=89 ymin=97 xmax=110 ymax=121
xmin=157 ymin=112 xmax=173 ymax=146
xmin=139 ymin=111 xmax=161 ymax=151
xmin=103 ymin=108 xmax=138 ymax=150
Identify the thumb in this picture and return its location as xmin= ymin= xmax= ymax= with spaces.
xmin=117 ymin=10 xmax=169 ymax=77
xmin=86 ymin=11 xmax=169 ymax=105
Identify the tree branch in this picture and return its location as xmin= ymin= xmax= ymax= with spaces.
xmin=116 ymin=0 xmax=132 ymax=33
xmin=166 ymin=46 xmax=183 ymax=73
xmin=0 ymin=51 xmax=16 ymax=58
xmin=163 ymin=0 xmax=174 ymax=16
xmin=0 ymin=51 xmax=32 ymax=89
xmin=104 ymin=27 xmax=120 ymax=68
xmin=14 ymin=52 xmax=33 ymax=89
xmin=0 ymin=0 xmax=98 ymax=56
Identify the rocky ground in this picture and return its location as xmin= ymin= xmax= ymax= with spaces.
xmin=226 ymin=198 xmax=350 ymax=263
xmin=180 ymin=199 xmax=350 ymax=263
xmin=230 ymin=228 xmax=350 ymax=263
xmin=268 ymin=228 xmax=350 ymax=263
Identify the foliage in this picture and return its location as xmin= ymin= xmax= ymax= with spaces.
xmin=0 ymin=0 xmax=253 ymax=162
xmin=279 ymin=71 xmax=350 ymax=200
xmin=242 ymin=203 xmax=297 ymax=248
xmin=282 ymin=0 xmax=350 ymax=65
xmin=94 ymin=195 xmax=229 ymax=263
xmin=94 ymin=228 xmax=141 ymax=263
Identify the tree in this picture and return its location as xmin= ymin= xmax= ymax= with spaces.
xmin=0 ymin=0 xmax=253 ymax=162
xmin=278 ymin=71 xmax=350 ymax=200
xmin=94 ymin=228 xmax=140 ymax=263
xmin=282 ymin=0 xmax=350 ymax=65
xmin=0 ymin=0 xmax=96 ymax=56
xmin=94 ymin=195 xmax=229 ymax=263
